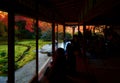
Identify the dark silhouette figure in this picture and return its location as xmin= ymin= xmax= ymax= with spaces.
xmin=48 ymin=48 xmax=67 ymax=83
xmin=66 ymin=35 xmax=81 ymax=74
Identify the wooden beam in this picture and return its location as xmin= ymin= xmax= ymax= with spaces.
xmin=84 ymin=0 xmax=120 ymax=23
xmin=65 ymin=22 xmax=79 ymax=24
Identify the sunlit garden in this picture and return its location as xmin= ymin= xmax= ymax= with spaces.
xmin=0 ymin=39 xmax=52 ymax=76
xmin=0 ymin=10 xmax=73 ymax=78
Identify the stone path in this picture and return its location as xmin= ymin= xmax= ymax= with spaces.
xmin=0 ymin=52 xmax=51 ymax=83
xmin=0 ymin=77 xmax=7 ymax=83
xmin=15 ymin=52 xmax=51 ymax=83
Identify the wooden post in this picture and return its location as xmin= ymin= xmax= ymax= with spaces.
xmin=78 ymin=14 xmax=80 ymax=33
xmin=93 ymin=26 xmax=95 ymax=34
xmin=83 ymin=24 xmax=89 ymax=72
xmin=78 ymin=24 xmax=80 ymax=32
xmin=56 ymin=24 xmax=58 ymax=49
xmin=29 ymin=1 xmax=39 ymax=82
xmin=35 ymin=14 xmax=39 ymax=82
xmin=52 ymin=21 xmax=55 ymax=54
xmin=35 ymin=1 xmax=39 ymax=82
xmin=30 ymin=15 xmax=39 ymax=83
xmin=63 ymin=24 xmax=66 ymax=49
xmin=8 ymin=2 xmax=15 ymax=83
xmin=83 ymin=24 xmax=86 ymax=57
xmin=72 ymin=26 xmax=75 ymax=37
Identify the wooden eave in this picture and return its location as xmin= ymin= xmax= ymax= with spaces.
xmin=0 ymin=0 xmax=120 ymax=25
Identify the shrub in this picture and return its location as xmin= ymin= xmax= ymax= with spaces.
xmin=0 ymin=51 xmax=6 ymax=57
xmin=41 ymin=29 xmax=52 ymax=41
xmin=41 ymin=29 xmax=72 ymax=41
xmin=1 ymin=64 xmax=8 ymax=73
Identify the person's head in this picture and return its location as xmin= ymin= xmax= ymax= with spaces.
xmin=56 ymin=48 xmax=65 ymax=57
xmin=73 ymin=35 xmax=78 ymax=42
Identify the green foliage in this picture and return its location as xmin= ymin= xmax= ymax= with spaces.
xmin=14 ymin=41 xmax=35 ymax=69
xmin=15 ymin=45 xmax=27 ymax=62
xmin=15 ymin=20 xmax=26 ymax=39
xmin=0 ymin=58 xmax=7 ymax=64
xmin=0 ymin=45 xmax=7 ymax=57
xmin=0 ymin=40 xmax=51 ymax=75
xmin=38 ymin=40 xmax=51 ymax=48
xmin=34 ymin=26 xmax=42 ymax=37
xmin=14 ymin=40 xmax=50 ymax=69
xmin=56 ymin=32 xmax=72 ymax=40
xmin=0 ymin=45 xmax=8 ymax=75
xmin=1 ymin=64 xmax=8 ymax=73
xmin=65 ymin=32 xmax=72 ymax=40
xmin=57 ymin=32 xmax=64 ymax=40
xmin=15 ymin=20 xmax=42 ymax=39
xmin=41 ymin=29 xmax=52 ymax=41
xmin=15 ymin=20 xmax=26 ymax=30
xmin=15 ymin=63 xmax=18 ymax=70
xmin=0 ymin=51 xmax=6 ymax=57
xmin=15 ymin=20 xmax=42 ymax=40
xmin=41 ymin=29 xmax=72 ymax=41
xmin=21 ymin=30 xmax=35 ymax=39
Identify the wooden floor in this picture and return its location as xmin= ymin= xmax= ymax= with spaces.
xmin=32 ymin=54 xmax=120 ymax=83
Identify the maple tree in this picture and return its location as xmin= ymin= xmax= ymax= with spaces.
xmin=15 ymin=15 xmax=35 ymax=32
xmin=0 ymin=10 xmax=73 ymax=37
xmin=0 ymin=11 xmax=8 ymax=27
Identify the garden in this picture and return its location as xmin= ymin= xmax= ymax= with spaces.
xmin=0 ymin=12 xmax=72 ymax=76
xmin=0 ymin=39 xmax=51 ymax=76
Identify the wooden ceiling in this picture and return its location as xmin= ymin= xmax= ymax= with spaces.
xmin=1 ymin=0 xmax=120 ymax=25
xmin=36 ymin=0 xmax=85 ymax=24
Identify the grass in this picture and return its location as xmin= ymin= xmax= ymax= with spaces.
xmin=0 ymin=45 xmax=8 ymax=57
xmin=39 ymin=40 xmax=51 ymax=48
xmin=0 ymin=45 xmax=8 ymax=76
xmin=15 ymin=45 xmax=27 ymax=61
xmin=0 ymin=39 xmax=51 ymax=76
xmin=15 ymin=39 xmax=51 ymax=68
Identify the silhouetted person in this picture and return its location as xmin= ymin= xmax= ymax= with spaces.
xmin=66 ymin=35 xmax=81 ymax=73
xmin=66 ymin=42 xmax=74 ymax=73
xmin=49 ymin=48 xmax=66 ymax=83
xmin=78 ymin=31 xmax=83 ymax=40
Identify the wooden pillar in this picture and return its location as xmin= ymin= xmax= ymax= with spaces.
xmin=78 ymin=24 xmax=80 ymax=32
xmin=83 ymin=24 xmax=89 ymax=72
xmin=35 ymin=1 xmax=39 ymax=82
xmin=8 ymin=3 xmax=15 ymax=83
xmin=78 ymin=14 xmax=80 ymax=32
xmin=35 ymin=14 xmax=39 ymax=82
xmin=30 ymin=19 xmax=39 ymax=83
xmin=29 ymin=2 xmax=39 ymax=82
xmin=93 ymin=26 xmax=95 ymax=34
xmin=52 ymin=21 xmax=55 ymax=54
xmin=83 ymin=24 xmax=86 ymax=57
xmin=72 ymin=26 xmax=75 ymax=37
xmin=63 ymin=24 xmax=66 ymax=49
xmin=56 ymin=24 xmax=58 ymax=49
